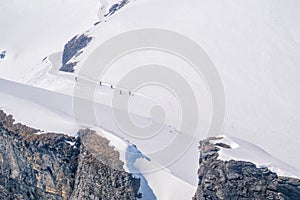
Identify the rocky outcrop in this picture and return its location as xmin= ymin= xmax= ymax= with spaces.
xmin=69 ymin=129 xmax=141 ymax=200
xmin=0 ymin=110 xmax=80 ymax=200
xmin=193 ymin=137 xmax=300 ymax=200
xmin=60 ymin=34 xmax=92 ymax=73
xmin=0 ymin=110 xmax=141 ymax=200
xmin=0 ymin=51 xmax=6 ymax=59
xmin=104 ymin=0 xmax=129 ymax=17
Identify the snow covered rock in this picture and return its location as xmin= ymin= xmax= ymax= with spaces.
xmin=0 ymin=51 xmax=6 ymax=59
xmin=193 ymin=136 xmax=300 ymax=200
xmin=60 ymin=34 xmax=93 ymax=73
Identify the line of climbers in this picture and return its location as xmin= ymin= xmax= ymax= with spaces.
xmin=75 ymin=77 xmax=133 ymax=96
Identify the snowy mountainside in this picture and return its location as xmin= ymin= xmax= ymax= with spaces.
xmin=0 ymin=0 xmax=300 ymax=199
xmin=54 ymin=0 xmax=300 ymax=169
xmin=0 ymin=0 xmax=100 ymax=80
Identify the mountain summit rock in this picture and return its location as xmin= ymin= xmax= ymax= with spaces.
xmin=193 ymin=137 xmax=300 ymax=200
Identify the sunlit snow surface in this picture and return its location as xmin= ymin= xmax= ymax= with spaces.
xmin=1 ymin=0 xmax=300 ymax=199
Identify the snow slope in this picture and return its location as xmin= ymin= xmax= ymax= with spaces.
xmin=1 ymin=0 xmax=300 ymax=199
xmin=71 ymin=0 xmax=300 ymax=169
xmin=0 ymin=0 xmax=101 ymax=82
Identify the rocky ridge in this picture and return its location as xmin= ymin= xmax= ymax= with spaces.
xmin=193 ymin=137 xmax=300 ymax=200
xmin=59 ymin=34 xmax=93 ymax=73
xmin=0 ymin=110 xmax=141 ymax=200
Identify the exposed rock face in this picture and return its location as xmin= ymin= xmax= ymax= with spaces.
xmin=0 ymin=51 xmax=6 ymax=59
xmin=69 ymin=129 xmax=141 ymax=200
xmin=105 ymin=0 xmax=129 ymax=17
xmin=0 ymin=110 xmax=79 ymax=200
xmin=60 ymin=34 xmax=92 ymax=73
xmin=0 ymin=110 xmax=141 ymax=200
xmin=193 ymin=137 xmax=300 ymax=200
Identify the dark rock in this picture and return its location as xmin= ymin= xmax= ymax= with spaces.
xmin=214 ymin=143 xmax=231 ymax=149
xmin=0 ymin=51 xmax=5 ymax=59
xmin=104 ymin=0 xmax=129 ymax=17
xmin=59 ymin=34 xmax=92 ymax=73
xmin=193 ymin=137 xmax=300 ymax=200
xmin=94 ymin=21 xmax=101 ymax=26
xmin=70 ymin=129 xmax=141 ymax=200
xmin=0 ymin=110 xmax=79 ymax=199
xmin=0 ymin=110 xmax=141 ymax=200
xmin=59 ymin=62 xmax=78 ymax=73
